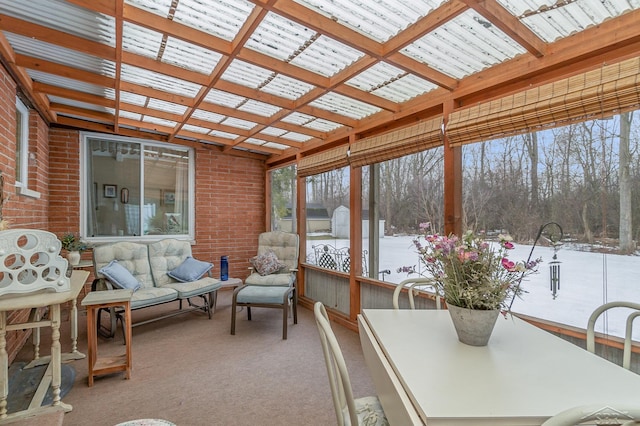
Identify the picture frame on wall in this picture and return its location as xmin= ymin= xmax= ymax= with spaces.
xmin=104 ymin=184 xmax=117 ymax=198
xmin=163 ymin=190 xmax=175 ymax=205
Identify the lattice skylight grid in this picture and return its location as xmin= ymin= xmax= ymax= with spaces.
xmin=303 ymin=118 xmax=343 ymax=132
xmin=281 ymin=132 xmax=313 ymax=142
xmin=259 ymin=127 xmax=288 ymax=137
xmin=120 ymin=64 xmax=202 ymax=97
xmin=402 ymin=10 xmax=526 ymax=79
xmin=346 ymin=61 xmax=436 ymax=102
xmin=310 ymin=92 xmax=381 ymax=120
xmin=295 ymin=0 xmax=447 ymax=43
xmin=119 ymin=110 xmax=143 ymax=121
xmin=281 ymin=112 xmax=317 ymax=126
xmin=142 ymin=115 xmax=177 ymax=128
xmin=289 ymin=35 xmax=365 ymax=77
xmin=261 ymin=141 xmax=291 ymax=150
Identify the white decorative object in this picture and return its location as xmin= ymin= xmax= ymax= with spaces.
xmin=0 ymin=229 xmax=70 ymax=295
xmin=66 ymin=250 xmax=81 ymax=266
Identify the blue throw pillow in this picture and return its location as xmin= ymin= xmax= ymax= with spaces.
xmin=167 ymin=256 xmax=213 ymax=282
xmin=98 ymin=260 xmax=141 ymax=291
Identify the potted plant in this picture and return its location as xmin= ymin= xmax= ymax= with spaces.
xmin=60 ymin=233 xmax=88 ymax=266
xmin=400 ymin=223 xmax=541 ymax=345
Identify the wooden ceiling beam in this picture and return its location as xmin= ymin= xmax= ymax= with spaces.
xmin=0 ymin=15 xmax=115 ymax=60
xmin=50 ymin=103 xmax=112 ymax=122
xmin=459 ymin=0 xmax=546 ymax=57
xmin=15 ymin=54 xmax=115 ymax=88
xmin=33 ymin=82 xmax=115 ymax=108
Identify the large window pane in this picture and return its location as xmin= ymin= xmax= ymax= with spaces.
xmin=305 ymin=167 xmax=351 ymax=271
xmin=270 ymin=165 xmax=296 ymax=232
xmin=83 ymin=133 xmax=192 ymax=240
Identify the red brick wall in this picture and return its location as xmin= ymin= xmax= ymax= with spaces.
xmin=0 ymin=64 xmax=51 ymax=362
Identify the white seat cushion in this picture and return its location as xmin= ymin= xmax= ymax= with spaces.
xmin=342 ymin=396 xmax=389 ymax=426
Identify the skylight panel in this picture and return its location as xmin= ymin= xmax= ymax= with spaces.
xmin=281 ymin=112 xmax=316 ymax=126
xmin=260 ymin=74 xmax=315 ymax=100
xmin=281 ymin=132 xmax=313 ymax=142
xmin=119 ymin=110 xmax=143 ymax=121
xmin=204 ymin=89 xmax=246 ymax=108
xmin=5 ymin=33 xmax=116 ymax=77
xmin=182 ymin=124 xmax=211 ymax=134
xmin=210 ymin=129 xmax=239 ymax=140
xmin=191 ymin=109 xmax=226 ymax=123
xmin=304 ymin=118 xmax=342 ymax=132
xmin=295 ymin=0 xmax=447 ymax=42
xmin=373 ymin=74 xmax=437 ymax=102
xmin=222 ymin=60 xmax=276 ymax=89
xmin=244 ymin=12 xmax=317 ymax=62
xmin=49 ymin=96 xmax=112 ymax=113
xmin=122 ymin=22 xmax=163 ymax=59
xmin=0 ymin=0 xmax=115 ymax=45
xmin=259 ymin=127 xmax=288 ymax=137
xmin=262 ymin=142 xmax=290 ymax=150
xmin=289 ymin=35 xmax=364 ymax=77
xmin=401 ymin=10 xmax=526 ymax=79
xmin=171 ymin=0 xmax=254 ymax=41
xmin=142 ymin=115 xmax=177 ymax=128
xmin=120 ymin=92 xmax=148 ymax=106
xmin=222 ymin=117 xmax=257 ymax=130
xmin=27 ymin=70 xmax=111 ymax=97
xmin=121 ymin=64 xmax=202 ymax=97
xmin=146 ymin=98 xmax=188 ymax=115
xmin=310 ymin=92 xmax=381 ymax=119
xmin=244 ymin=138 xmax=268 ymax=146
xmin=162 ymin=37 xmax=222 ymax=75
xmin=238 ymin=100 xmax=281 ymax=117
xmin=125 ymin=0 xmax=173 ymax=18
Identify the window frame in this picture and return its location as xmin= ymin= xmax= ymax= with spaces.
xmin=15 ymin=97 xmax=39 ymax=198
xmin=80 ymin=131 xmax=195 ymax=244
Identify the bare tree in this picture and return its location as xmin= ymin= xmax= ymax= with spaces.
xmin=619 ymin=111 xmax=634 ymax=253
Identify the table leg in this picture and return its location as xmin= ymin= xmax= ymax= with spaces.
xmin=87 ymin=306 xmax=96 ymax=387
xmin=69 ymin=296 xmax=85 ymax=359
xmin=0 ymin=311 xmax=7 ymax=419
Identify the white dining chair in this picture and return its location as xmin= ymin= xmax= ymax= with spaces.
xmin=313 ymin=302 xmax=389 ymax=426
xmin=392 ymin=277 xmax=441 ymax=310
xmin=541 ymin=404 xmax=640 ymax=425
xmin=586 ymin=301 xmax=640 ymax=370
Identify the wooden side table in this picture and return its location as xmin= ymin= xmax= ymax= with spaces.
xmin=81 ymin=289 xmax=133 ymax=387
xmin=214 ymin=277 xmax=242 ymax=310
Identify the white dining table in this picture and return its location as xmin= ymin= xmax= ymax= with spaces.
xmin=358 ymin=309 xmax=640 ymax=426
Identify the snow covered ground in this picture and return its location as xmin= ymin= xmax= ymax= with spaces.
xmin=307 ymin=235 xmax=640 ymax=340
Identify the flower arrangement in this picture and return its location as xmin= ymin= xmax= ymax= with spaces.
xmin=398 ymin=223 xmax=541 ymax=311
xmin=60 ymin=233 xmax=88 ymax=253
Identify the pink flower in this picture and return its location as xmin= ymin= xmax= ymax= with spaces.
xmin=502 ymin=241 xmax=514 ymax=249
xmin=501 ymin=257 xmax=516 ymax=272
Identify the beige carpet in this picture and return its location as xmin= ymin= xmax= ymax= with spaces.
xmin=12 ymin=290 xmax=376 ymax=426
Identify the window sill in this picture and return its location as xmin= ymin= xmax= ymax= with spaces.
xmin=16 ymin=186 xmax=41 ymax=199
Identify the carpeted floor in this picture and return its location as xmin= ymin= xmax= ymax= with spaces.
xmin=12 ymin=289 xmax=376 ymax=426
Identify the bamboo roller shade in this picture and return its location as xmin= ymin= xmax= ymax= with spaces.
xmin=297 ymin=145 xmax=349 ymax=177
xmin=349 ymin=116 xmax=443 ymax=167
xmin=447 ymin=57 xmax=640 ymax=146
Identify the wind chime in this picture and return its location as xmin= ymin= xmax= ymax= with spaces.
xmin=510 ymin=222 xmax=564 ymax=310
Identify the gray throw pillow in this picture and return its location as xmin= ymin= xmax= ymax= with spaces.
xmin=167 ymin=256 xmax=213 ymax=282
xmin=99 ymin=260 xmax=141 ymax=291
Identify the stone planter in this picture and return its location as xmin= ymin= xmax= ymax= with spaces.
xmin=447 ymin=304 xmax=500 ymax=346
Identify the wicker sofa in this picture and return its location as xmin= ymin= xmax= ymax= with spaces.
xmin=91 ymin=238 xmax=221 ymax=334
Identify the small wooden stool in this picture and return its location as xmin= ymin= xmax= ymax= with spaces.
xmin=81 ymin=289 xmax=133 ymax=387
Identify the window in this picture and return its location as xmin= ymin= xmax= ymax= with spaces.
xmin=270 ymin=165 xmax=297 ymax=232
xmin=81 ymin=132 xmax=194 ymax=241
xmin=305 ymin=167 xmax=351 ymax=273
xmin=14 ymin=98 xmax=39 ymax=198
